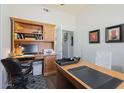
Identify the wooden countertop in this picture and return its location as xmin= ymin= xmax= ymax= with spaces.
xmin=56 ymin=60 xmax=124 ymax=89
xmin=13 ymin=54 xmax=56 ymax=59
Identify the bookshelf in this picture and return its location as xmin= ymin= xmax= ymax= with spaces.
xmin=11 ymin=17 xmax=56 ymax=56
xmin=14 ymin=21 xmax=43 ymax=41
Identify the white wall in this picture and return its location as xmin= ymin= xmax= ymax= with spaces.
xmin=0 ymin=4 xmax=77 ymax=88
xmin=0 ymin=4 xmax=3 ymax=89
xmin=0 ymin=5 xmax=12 ymax=89
xmin=0 ymin=5 xmax=8 ymax=89
xmin=77 ymin=5 xmax=124 ymax=73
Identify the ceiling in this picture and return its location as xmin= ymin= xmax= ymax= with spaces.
xmin=42 ymin=4 xmax=87 ymax=16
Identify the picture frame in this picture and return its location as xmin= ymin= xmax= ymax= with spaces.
xmin=105 ymin=25 xmax=122 ymax=43
xmin=89 ymin=29 xmax=100 ymax=43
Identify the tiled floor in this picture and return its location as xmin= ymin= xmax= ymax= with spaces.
xmin=6 ymin=74 xmax=57 ymax=89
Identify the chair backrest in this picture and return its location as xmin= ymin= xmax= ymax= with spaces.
xmin=95 ymin=51 xmax=112 ymax=69
xmin=1 ymin=58 xmax=22 ymax=76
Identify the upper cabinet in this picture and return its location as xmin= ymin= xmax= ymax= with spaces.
xmin=10 ymin=17 xmax=56 ymax=55
xmin=11 ymin=17 xmax=56 ymax=42
xmin=14 ymin=22 xmax=43 ymax=41
xmin=43 ymin=24 xmax=55 ymax=41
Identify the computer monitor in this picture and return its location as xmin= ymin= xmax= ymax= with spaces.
xmin=22 ymin=44 xmax=38 ymax=54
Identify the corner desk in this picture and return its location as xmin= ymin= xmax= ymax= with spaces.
xmin=55 ymin=60 xmax=124 ymax=89
xmin=13 ymin=54 xmax=56 ymax=76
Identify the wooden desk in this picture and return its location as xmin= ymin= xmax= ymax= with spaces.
xmin=13 ymin=54 xmax=44 ymax=59
xmin=13 ymin=54 xmax=55 ymax=59
xmin=13 ymin=54 xmax=56 ymax=76
xmin=56 ymin=60 xmax=124 ymax=89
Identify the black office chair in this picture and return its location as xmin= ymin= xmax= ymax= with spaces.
xmin=1 ymin=58 xmax=33 ymax=89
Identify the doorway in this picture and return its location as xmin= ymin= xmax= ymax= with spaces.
xmin=56 ymin=27 xmax=74 ymax=59
xmin=62 ymin=30 xmax=74 ymax=58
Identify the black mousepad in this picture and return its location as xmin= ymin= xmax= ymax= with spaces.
xmin=68 ymin=66 xmax=123 ymax=89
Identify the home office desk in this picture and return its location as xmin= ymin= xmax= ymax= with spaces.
xmin=13 ymin=54 xmax=56 ymax=59
xmin=56 ymin=60 xmax=124 ymax=89
xmin=13 ymin=54 xmax=56 ymax=76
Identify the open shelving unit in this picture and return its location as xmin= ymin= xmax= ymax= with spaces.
xmin=11 ymin=17 xmax=56 ymax=56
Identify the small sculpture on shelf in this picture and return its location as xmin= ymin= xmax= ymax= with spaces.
xmin=15 ymin=44 xmax=24 ymax=56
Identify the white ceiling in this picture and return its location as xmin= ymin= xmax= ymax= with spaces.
xmin=43 ymin=4 xmax=87 ymax=16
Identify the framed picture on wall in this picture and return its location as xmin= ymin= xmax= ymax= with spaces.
xmin=105 ymin=25 xmax=122 ymax=43
xmin=89 ymin=29 xmax=100 ymax=43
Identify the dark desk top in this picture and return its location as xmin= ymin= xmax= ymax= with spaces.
xmin=68 ymin=66 xmax=123 ymax=89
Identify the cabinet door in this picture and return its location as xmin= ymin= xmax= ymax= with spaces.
xmin=44 ymin=55 xmax=56 ymax=76
xmin=43 ymin=25 xmax=55 ymax=41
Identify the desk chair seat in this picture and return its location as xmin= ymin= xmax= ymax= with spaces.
xmin=1 ymin=58 xmax=33 ymax=88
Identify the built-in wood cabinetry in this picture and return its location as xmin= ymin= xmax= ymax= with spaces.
xmin=44 ymin=55 xmax=56 ymax=76
xmin=10 ymin=17 xmax=56 ymax=76
xmin=10 ymin=17 xmax=56 ymax=55
xmin=43 ymin=25 xmax=55 ymax=41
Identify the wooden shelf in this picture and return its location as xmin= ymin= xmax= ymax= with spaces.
xmin=14 ymin=31 xmax=42 ymax=35
xmin=14 ymin=39 xmax=54 ymax=43
xmin=10 ymin=17 xmax=56 ymax=26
